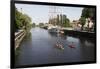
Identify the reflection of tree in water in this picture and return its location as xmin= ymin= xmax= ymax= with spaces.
xmin=15 ymin=32 xmax=32 ymax=64
xmin=49 ymin=32 xmax=58 ymax=37
xmin=77 ymin=36 xmax=95 ymax=47
xmin=58 ymin=33 xmax=66 ymax=40
xmin=49 ymin=32 xmax=66 ymax=40
xmin=23 ymin=32 xmax=32 ymax=41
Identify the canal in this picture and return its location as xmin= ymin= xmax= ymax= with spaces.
xmin=15 ymin=27 xmax=95 ymax=67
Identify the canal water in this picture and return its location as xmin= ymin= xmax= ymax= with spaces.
xmin=15 ymin=27 xmax=95 ymax=67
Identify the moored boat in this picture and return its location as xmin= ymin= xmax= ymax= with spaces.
xmin=48 ymin=25 xmax=60 ymax=33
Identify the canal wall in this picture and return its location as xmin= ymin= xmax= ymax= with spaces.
xmin=15 ymin=30 xmax=26 ymax=50
xmin=63 ymin=30 xmax=95 ymax=38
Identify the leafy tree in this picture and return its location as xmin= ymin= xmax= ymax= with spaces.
xmin=21 ymin=14 xmax=32 ymax=30
xmin=66 ymin=18 xmax=71 ymax=27
xmin=32 ymin=23 xmax=36 ymax=27
xmin=39 ymin=23 xmax=44 ymax=27
xmin=79 ymin=17 xmax=86 ymax=30
xmin=60 ymin=14 xmax=70 ymax=27
xmin=48 ymin=14 xmax=71 ymax=27
xmin=81 ymin=8 xmax=95 ymax=19
xmin=57 ymin=14 xmax=60 ymax=26
xmin=80 ymin=8 xmax=95 ymax=31
xmin=15 ymin=8 xmax=22 ymax=30
xmin=15 ymin=7 xmax=32 ymax=32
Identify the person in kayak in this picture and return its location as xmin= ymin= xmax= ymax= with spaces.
xmin=55 ymin=42 xmax=64 ymax=50
xmin=69 ymin=42 xmax=75 ymax=48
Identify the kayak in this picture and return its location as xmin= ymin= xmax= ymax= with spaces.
xmin=69 ymin=45 xmax=75 ymax=48
xmin=55 ymin=44 xmax=64 ymax=50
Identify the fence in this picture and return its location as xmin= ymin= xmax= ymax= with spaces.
xmin=15 ymin=30 xmax=26 ymax=50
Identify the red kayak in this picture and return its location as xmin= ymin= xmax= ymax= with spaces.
xmin=69 ymin=45 xmax=75 ymax=48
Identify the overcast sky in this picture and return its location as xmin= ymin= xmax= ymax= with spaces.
xmin=15 ymin=3 xmax=83 ymax=25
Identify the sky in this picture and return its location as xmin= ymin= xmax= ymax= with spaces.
xmin=15 ymin=4 xmax=83 ymax=25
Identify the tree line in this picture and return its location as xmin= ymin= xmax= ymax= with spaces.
xmin=79 ymin=7 xmax=95 ymax=31
xmin=15 ymin=7 xmax=32 ymax=32
xmin=48 ymin=14 xmax=71 ymax=27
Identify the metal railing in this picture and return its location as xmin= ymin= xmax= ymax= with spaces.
xmin=15 ymin=30 xmax=26 ymax=50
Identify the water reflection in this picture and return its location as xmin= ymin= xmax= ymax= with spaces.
xmin=84 ymin=40 xmax=94 ymax=47
xmin=49 ymin=32 xmax=67 ymax=40
xmin=24 ymin=32 xmax=32 ymax=41
xmin=15 ymin=27 xmax=95 ymax=67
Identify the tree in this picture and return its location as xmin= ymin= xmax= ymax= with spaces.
xmin=21 ymin=14 xmax=32 ymax=30
xmin=48 ymin=14 xmax=71 ymax=27
xmin=32 ymin=23 xmax=36 ymax=27
xmin=81 ymin=8 xmax=95 ymax=22
xmin=15 ymin=7 xmax=32 ymax=32
xmin=79 ymin=17 xmax=86 ymax=30
xmin=65 ymin=18 xmax=70 ymax=27
xmin=39 ymin=23 xmax=44 ymax=27
xmin=57 ymin=15 xmax=59 ymax=25
xmin=61 ymin=14 xmax=70 ymax=27
xmin=15 ymin=8 xmax=22 ymax=30
xmin=80 ymin=8 xmax=95 ymax=31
